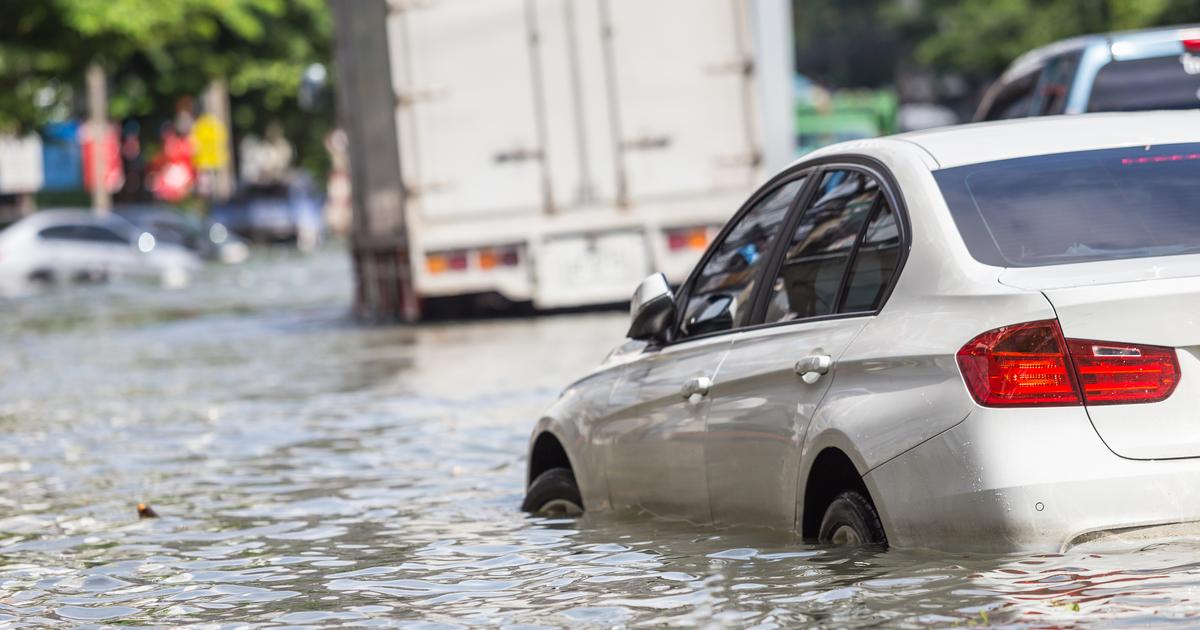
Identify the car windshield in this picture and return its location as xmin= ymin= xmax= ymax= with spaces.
xmin=935 ymin=142 xmax=1200 ymax=267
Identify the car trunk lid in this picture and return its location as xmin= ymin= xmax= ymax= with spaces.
xmin=1002 ymin=259 xmax=1200 ymax=459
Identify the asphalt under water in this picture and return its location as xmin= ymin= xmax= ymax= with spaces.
xmin=3 ymin=249 xmax=1200 ymax=627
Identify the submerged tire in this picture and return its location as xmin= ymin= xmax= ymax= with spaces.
xmin=818 ymin=490 xmax=887 ymax=547
xmin=521 ymin=467 xmax=583 ymax=517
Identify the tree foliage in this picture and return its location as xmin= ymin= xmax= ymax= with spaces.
xmin=892 ymin=0 xmax=1200 ymax=76
xmin=794 ymin=0 xmax=1200 ymax=90
xmin=0 ymin=0 xmax=332 ymax=177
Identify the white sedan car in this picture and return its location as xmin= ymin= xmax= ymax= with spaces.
xmin=523 ymin=111 xmax=1200 ymax=552
xmin=0 ymin=210 xmax=201 ymax=295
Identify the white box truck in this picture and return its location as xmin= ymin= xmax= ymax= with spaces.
xmin=386 ymin=0 xmax=794 ymax=311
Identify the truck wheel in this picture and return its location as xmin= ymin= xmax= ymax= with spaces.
xmin=818 ymin=490 xmax=887 ymax=546
xmin=521 ymin=467 xmax=583 ymax=517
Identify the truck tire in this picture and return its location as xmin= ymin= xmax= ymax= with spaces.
xmin=818 ymin=490 xmax=887 ymax=546
xmin=521 ymin=467 xmax=583 ymax=517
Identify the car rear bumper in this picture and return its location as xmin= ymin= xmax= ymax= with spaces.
xmin=866 ymin=405 xmax=1200 ymax=552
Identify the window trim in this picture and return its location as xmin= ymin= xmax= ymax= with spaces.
xmin=663 ymin=155 xmax=912 ymax=347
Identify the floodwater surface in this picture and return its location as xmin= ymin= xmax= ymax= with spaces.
xmin=3 ymin=249 xmax=1200 ymax=627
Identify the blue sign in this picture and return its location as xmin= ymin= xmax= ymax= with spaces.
xmin=42 ymin=121 xmax=82 ymax=191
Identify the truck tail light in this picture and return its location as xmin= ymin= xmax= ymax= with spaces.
xmin=956 ymin=320 xmax=1180 ymax=407
xmin=478 ymin=246 xmax=520 ymax=270
xmin=425 ymin=251 xmax=468 ymax=274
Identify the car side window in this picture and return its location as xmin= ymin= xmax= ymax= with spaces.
xmin=38 ymin=225 xmax=78 ymax=240
xmin=77 ymin=226 xmax=128 ymax=244
xmin=840 ymin=199 xmax=901 ymax=312
xmin=982 ymin=70 xmax=1040 ymax=121
xmin=678 ymin=176 xmax=806 ymax=338
xmin=1034 ymin=53 xmax=1080 ymax=116
xmin=761 ymin=169 xmax=880 ymax=324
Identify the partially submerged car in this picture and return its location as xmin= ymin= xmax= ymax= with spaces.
xmin=523 ymin=111 xmax=1200 ymax=552
xmin=115 ymin=204 xmax=250 ymax=264
xmin=0 ymin=209 xmax=201 ymax=295
xmin=976 ymin=24 xmax=1200 ymax=120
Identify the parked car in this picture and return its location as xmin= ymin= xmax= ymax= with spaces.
xmin=976 ymin=24 xmax=1200 ymax=121
xmin=0 ymin=209 xmax=201 ymax=295
xmin=114 ymin=204 xmax=249 ymax=264
xmin=209 ymin=176 xmax=323 ymax=250
xmin=522 ymin=111 xmax=1200 ymax=553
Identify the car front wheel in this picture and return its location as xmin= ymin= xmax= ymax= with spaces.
xmin=521 ymin=467 xmax=583 ymax=517
xmin=818 ymin=490 xmax=887 ymax=546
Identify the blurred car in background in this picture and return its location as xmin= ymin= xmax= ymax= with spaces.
xmin=115 ymin=204 xmax=249 ymax=264
xmin=210 ymin=174 xmax=323 ymax=250
xmin=0 ymin=209 xmax=201 ymax=295
xmin=976 ymin=24 xmax=1200 ymax=120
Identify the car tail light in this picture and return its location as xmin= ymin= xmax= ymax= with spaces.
xmin=957 ymin=320 xmax=1181 ymax=407
xmin=1183 ymin=37 xmax=1200 ymax=53
xmin=1066 ymin=339 xmax=1180 ymax=405
xmin=666 ymin=227 xmax=709 ymax=252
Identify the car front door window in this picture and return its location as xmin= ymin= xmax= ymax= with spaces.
xmin=679 ymin=177 xmax=805 ymax=338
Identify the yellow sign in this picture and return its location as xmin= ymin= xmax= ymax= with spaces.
xmin=191 ymin=113 xmax=229 ymax=170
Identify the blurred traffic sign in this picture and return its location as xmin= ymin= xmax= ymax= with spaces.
xmin=191 ymin=113 xmax=230 ymax=170
xmin=42 ymin=121 xmax=83 ymax=191
xmin=80 ymin=123 xmax=123 ymax=193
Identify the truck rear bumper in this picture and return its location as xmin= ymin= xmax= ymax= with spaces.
xmin=411 ymin=193 xmax=744 ymax=309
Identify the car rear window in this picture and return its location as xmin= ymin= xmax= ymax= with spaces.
xmin=1088 ymin=55 xmax=1200 ymax=112
xmin=935 ymin=143 xmax=1200 ymax=267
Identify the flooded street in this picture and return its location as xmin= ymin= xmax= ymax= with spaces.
xmin=5 ymin=250 xmax=1200 ymax=627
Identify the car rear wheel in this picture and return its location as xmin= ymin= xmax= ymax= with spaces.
xmin=818 ymin=490 xmax=887 ymax=546
xmin=521 ymin=467 xmax=583 ymax=517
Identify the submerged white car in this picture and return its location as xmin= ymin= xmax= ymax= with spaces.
xmin=0 ymin=210 xmax=201 ymax=295
xmin=523 ymin=111 xmax=1200 ymax=552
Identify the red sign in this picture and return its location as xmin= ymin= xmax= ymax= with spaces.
xmin=79 ymin=123 xmax=124 ymax=193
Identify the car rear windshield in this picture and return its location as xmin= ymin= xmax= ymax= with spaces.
xmin=1088 ymin=55 xmax=1200 ymax=112
xmin=935 ymin=142 xmax=1200 ymax=267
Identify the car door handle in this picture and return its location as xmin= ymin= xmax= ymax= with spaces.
xmin=794 ymin=354 xmax=833 ymax=378
xmin=680 ymin=376 xmax=713 ymax=400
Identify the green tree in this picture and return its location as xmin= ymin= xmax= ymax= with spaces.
xmin=892 ymin=0 xmax=1200 ymax=77
xmin=0 ymin=0 xmax=332 ymax=179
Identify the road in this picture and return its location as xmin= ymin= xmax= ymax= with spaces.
xmin=1 ymin=248 xmax=1198 ymax=626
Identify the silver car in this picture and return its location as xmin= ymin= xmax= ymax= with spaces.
xmin=523 ymin=111 xmax=1200 ymax=553
xmin=975 ymin=24 xmax=1200 ymax=121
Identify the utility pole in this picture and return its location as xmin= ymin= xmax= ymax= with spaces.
xmin=330 ymin=0 xmax=418 ymax=322
xmin=86 ymin=62 xmax=111 ymax=216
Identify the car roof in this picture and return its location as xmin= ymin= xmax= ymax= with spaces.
xmin=9 ymin=208 xmax=139 ymax=233
xmin=1003 ymin=23 xmax=1200 ymax=79
xmin=860 ymin=111 xmax=1200 ymax=169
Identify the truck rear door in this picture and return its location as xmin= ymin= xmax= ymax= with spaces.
xmin=389 ymin=1 xmax=546 ymax=220
xmin=603 ymin=0 xmax=759 ymax=202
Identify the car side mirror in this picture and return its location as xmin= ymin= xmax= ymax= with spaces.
xmin=627 ymin=273 xmax=676 ymax=344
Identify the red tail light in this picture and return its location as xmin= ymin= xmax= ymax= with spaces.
xmin=1183 ymin=38 xmax=1200 ymax=53
xmin=957 ymin=320 xmax=1079 ymax=406
xmin=957 ymin=320 xmax=1180 ymax=407
xmin=1067 ymin=339 xmax=1180 ymax=405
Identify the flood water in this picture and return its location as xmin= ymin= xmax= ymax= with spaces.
xmin=5 ymin=249 xmax=1200 ymax=627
